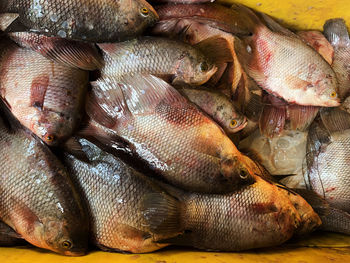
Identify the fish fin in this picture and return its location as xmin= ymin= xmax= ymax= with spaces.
xmin=319 ymin=207 xmax=350 ymax=235
xmin=30 ymin=75 xmax=49 ymax=109
xmin=288 ymin=105 xmax=319 ymax=131
xmin=0 ymin=13 xmax=19 ymax=31
xmin=324 ymin=18 xmax=350 ymax=48
xmin=95 ymin=243 xmax=131 ymax=253
xmin=307 ymin=120 xmax=331 ymax=157
xmin=86 ymin=80 xmax=129 ymax=129
xmin=10 ymin=33 xmax=103 ymax=70
xmin=61 ymin=137 xmax=90 ymax=163
xmin=156 ymin=231 xmax=193 ymax=246
xmin=255 ymin=12 xmax=296 ymax=38
xmin=141 ymin=192 xmax=182 ymax=235
xmin=205 ymin=63 xmax=227 ymax=88
xmin=120 ymin=74 xmax=189 ymax=115
xmin=243 ymin=92 xmax=263 ymax=121
xmin=259 ymin=105 xmax=286 ymax=138
xmin=320 ymin=107 xmax=350 ymax=133
xmin=194 ymin=36 xmax=234 ymax=64
xmin=297 ymin=31 xmax=334 ymax=65
xmin=97 ymin=41 xmax=136 ymax=57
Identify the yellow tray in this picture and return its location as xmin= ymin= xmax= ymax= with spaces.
xmin=1 ymin=0 xmax=350 ymax=262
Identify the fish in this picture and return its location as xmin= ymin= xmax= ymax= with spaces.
xmin=232 ymin=4 xmax=339 ymax=107
xmin=155 ymin=3 xmax=254 ymax=36
xmin=324 ymin=18 xmax=350 ymax=100
xmin=0 ymin=221 xmax=27 ymax=247
xmin=0 ymin=39 xmax=89 ymax=146
xmin=97 ymin=36 xmax=229 ymax=86
xmin=80 ymin=74 xmax=257 ymax=194
xmin=239 ymin=129 xmax=307 ymax=189
xmin=297 ymin=30 xmax=334 ymax=65
xmin=276 ymin=188 xmax=321 ymax=236
xmin=0 ymin=0 xmax=158 ymax=42
xmin=8 ymin=32 xmax=103 ymax=70
xmin=178 ymin=87 xmax=247 ymax=134
xmin=152 ymin=18 xmax=243 ymax=94
xmin=0 ymin=112 xmax=89 ymax=256
xmin=258 ymin=94 xmax=319 ymax=138
xmin=63 ymin=138 xmax=183 ymax=253
xmin=145 ymin=176 xmax=302 ymax=251
xmin=305 ymin=120 xmax=350 ymax=213
xmin=296 ymin=189 xmax=350 ymax=235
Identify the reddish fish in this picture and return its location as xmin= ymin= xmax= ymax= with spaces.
xmin=81 ymin=75 xmax=258 ymax=194
xmin=232 ymin=4 xmax=339 ymax=107
xmin=0 ymin=39 xmax=88 ymax=146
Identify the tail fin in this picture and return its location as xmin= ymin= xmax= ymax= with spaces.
xmin=141 ymin=192 xmax=183 ymax=235
xmin=324 ymin=18 xmax=350 ymax=48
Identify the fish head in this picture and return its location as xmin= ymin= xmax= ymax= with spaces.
xmin=36 ymin=217 xmax=88 ymax=256
xmin=119 ymin=0 xmax=159 ymax=37
xmin=31 ymin=111 xmax=75 ymax=146
xmin=220 ymin=155 xmax=257 ymax=189
xmin=225 ymin=115 xmax=248 ymax=134
xmin=173 ymin=53 xmax=217 ymax=86
xmin=312 ymin=72 xmax=340 ymax=107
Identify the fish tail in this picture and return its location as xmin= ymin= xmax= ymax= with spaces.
xmin=230 ymin=3 xmax=263 ymax=34
xmin=259 ymin=105 xmax=286 ymax=138
xmin=141 ymin=192 xmax=184 ymax=235
xmin=320 ymin=107 xmax=350 ymax=133
xmin=324 ymin=18 xmax=350 ymax=48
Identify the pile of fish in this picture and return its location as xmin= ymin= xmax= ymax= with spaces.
xmin=0 ymin=0 xmax=349 ymax=256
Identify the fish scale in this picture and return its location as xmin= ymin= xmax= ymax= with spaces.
xmin=0 ymin=115 xmax=88 ymax=255
xmin=306 ymin=122 xmax=350 ymax=213
xmin=84 ymin=75 xmax=256 ymax=193
xmin=63 ymin=139 xmax=181 ymax=253
xmin=0 ymin=40 xmax=88 ymax=145
xmin=98 ymin=37 xmax=217 ymax=86
xmin=4 ymin=0 xmax=158 ymax=42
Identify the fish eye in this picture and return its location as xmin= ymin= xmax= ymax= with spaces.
xmin=61 ymin=240 xmax=72 ymax=249
xmin=230 ymin=119 xmax=238 ymax=128
xmin=240 ymin=169 xmax=249 ymax=179
xmin=44 ymin=134 xmax=55 ymax=143
xmin=140 ymin=7 xmax=149 ymax=16
xmin=330 ymin=91 xmax=337 ymax=98
xmin=199 ymin=62 xmax=209 ymax=72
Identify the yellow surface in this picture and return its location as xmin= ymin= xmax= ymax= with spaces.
xmin=221 ymin=0 xmax=350 ymax=31
xmin=1 ymin=0 xmax=350 ymax=262
xmin=0 ymin=233 xmax=350 ymax=263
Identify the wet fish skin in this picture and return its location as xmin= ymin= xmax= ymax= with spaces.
xmin=63 ymin=139 xmax=183 ymax=253
xmin=295 ymin=189 xmax=350 ymax=236
xmin=98 ymin=37 xmax=217 ymax=86
xmin=155 ymin=3 xmax=254 ymax=36
xmin=179 ymin=87 xmax=247 ymax=134
xmin=3 ymin=0 xmax=158 ymax=42
xmin=0 ymin=221 xmax=27 ymax=247
xmin=148 ymin=176 xmax=301 ymax=251
xmin=306 ymin=120 xmax=350 ymax=213
xmin=232 ymin=5 xmax=339 ymax=107
xmin=82 ymin=75 xmax=257 ymax=194
xmin=0 ymin=40 xmax=89 ymax=146
xmin=324 ymin=18 xmax=350 ymax=100
xmin=0 ymin=114 xmax=89 ymax=256
xmin=9 ymin=32 xmax=103 ymax=71
xmin=297 ymin=30 xmax=334 ymax=65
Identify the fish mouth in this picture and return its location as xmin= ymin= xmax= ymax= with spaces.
xmin=325 ymin=99 xmax=341 ymax=107
xmin=62 ymin=249 xmax=87 ymax=257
